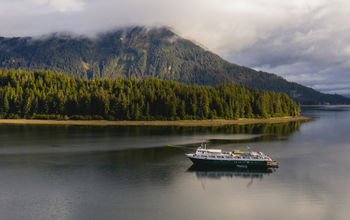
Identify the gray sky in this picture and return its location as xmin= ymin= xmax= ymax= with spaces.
xmin=1 ymin=0 xmax=350 ymax=95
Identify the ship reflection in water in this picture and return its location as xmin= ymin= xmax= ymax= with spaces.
xmin=187 ymin=165 xmax=276 ymax=187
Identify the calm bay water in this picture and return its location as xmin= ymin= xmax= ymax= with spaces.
xmin=0 ymin=106 xmax=350 ymax=220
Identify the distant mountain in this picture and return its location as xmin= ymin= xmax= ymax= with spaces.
xmin=0 ymin=26 xmax=349 ymax=105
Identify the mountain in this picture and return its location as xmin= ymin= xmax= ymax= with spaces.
xmin=0 ymin=26 xmax=349 ymax=105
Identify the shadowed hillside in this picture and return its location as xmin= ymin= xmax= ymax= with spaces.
xmin=0 ymin=26 xmax=349 ymax=105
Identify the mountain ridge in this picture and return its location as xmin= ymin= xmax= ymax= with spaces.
xmin=0 ymin=26 xmax=349 ymax=105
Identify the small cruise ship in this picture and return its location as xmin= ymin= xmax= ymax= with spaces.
xmin=186 ymin=144 xmax=279 ymax=169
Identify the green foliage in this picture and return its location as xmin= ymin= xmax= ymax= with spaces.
xmin=0 ymin=69 xmax=300 ymax=120
xmin=0 ymin=27 xmax=348 ymax=105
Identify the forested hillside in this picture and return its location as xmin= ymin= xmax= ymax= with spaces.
xmin=0 ymin=69 xmax=300 ymax=120
xmin=0 ymin=27 xmax=348 ymax=105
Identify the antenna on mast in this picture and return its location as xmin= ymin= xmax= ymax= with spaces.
xmin=201 ymin=141 xmax=207 ymax=149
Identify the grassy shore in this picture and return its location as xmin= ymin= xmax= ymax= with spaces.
xmin=0 ymin=116 xmax=311 ymax=127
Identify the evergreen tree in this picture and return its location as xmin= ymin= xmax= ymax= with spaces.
xmin=0 ymin=68 xmax=300 ymax=120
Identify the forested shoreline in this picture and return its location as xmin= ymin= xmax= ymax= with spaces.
xmin=1 ymin=27 xmax=349 ymax=105
xmin=0 ymin=68 xmax=300 ymax=120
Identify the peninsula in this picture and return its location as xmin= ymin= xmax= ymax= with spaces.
xmin=0 ymin=69 xmax=301 ymax=122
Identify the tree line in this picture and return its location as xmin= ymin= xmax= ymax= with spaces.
xmin=0 ymin=68 xmax=300 ymax=120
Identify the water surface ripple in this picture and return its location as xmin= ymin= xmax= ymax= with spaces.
xmin=0 ymin=106 xmax=349 ymax=220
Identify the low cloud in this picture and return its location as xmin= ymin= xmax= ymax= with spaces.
xmin=0 ymin=0 xmax=350 ymax=94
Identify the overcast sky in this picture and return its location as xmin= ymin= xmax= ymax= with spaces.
xmin=1 ymin=0 xmax=350 ymax=95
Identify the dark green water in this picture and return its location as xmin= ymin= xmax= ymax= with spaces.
xmin=0 ymin=106 xmax=349 ymax=220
